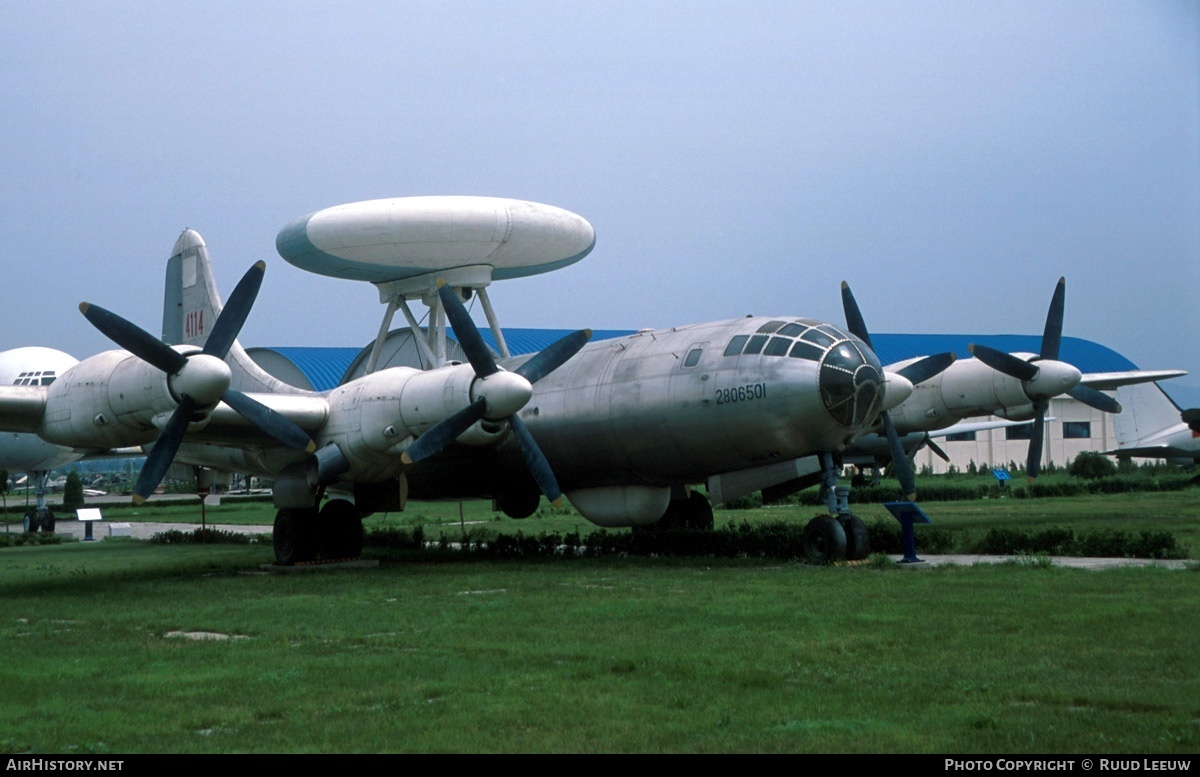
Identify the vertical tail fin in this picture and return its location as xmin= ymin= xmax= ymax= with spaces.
xmin=162 ymin=229 xmax=305 ymax=395
xmin=1113 ymin=382 xmax=1182 ymax=446
xmin=162 ymin=229 xmax=220 ymax=348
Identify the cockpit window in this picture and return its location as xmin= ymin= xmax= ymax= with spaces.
xmin=789 ymin=340 xmax=824 ymax=361
xmin=764 ymin=337 xmax=791 ymax=356
xmin=723 ymin=335 xmax=749 ymax=357
xmin=777 ymin=322 xmax=805 ymax=337
xmin=743 ymin=335 xmax=769 ymax=355
xmin=13 ymin=371 xmax=56 ymax=387
xmin=756 ymin=320 xmax=786 ymax=334
xmin=801 ymin=328 xmax=836 ymax=348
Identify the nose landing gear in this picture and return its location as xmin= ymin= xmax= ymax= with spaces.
xmin=801 ymin=452 xmax=871 ymax=564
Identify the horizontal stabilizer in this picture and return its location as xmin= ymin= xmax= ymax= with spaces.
xmin=1081 ymin=370 xmax=1187 ymax=391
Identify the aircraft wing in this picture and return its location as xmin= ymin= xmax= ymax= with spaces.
xmin=927 ymin=417 xmax=1054 ymax=437
xmin=1104 ymin=445 xmax=1196 ymax=459
xmin=0 ymin=386 xmax=46 ymax=433
xmin=191 ymin=393 xmax=330 ymax=443
xmin=1080 ymin=370 xmax=1187 ymax=391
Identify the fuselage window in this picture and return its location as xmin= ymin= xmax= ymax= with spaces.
xmin=723 ymin=335 xmax=749 ymax=357
xmin=743 ymin=335 xmax=769 ymax=355
xmin=756 ymin=320 xmax=786 ymax=334
xmin=683 ymin=348 xmax=703 ymax=368
xmin=764 ymin=337 xmax=791 ymax=356
xmin=789 ymin=340 xmax=825 ymax=361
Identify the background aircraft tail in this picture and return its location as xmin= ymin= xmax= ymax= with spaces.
xmin=162 ymin=229 xmax=306 ymax=395
xmin=1113 ymin=381 xmax=1182 ymax=446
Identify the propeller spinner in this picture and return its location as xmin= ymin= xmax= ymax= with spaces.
xmin=968 ymin=277 xmax=1121 ymax=482
xmin=400 ymin=281 xmax=591 ymax=505
xmin=81 ymin=261 xmax=316 ymax=503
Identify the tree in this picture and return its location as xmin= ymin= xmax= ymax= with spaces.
xmin=63 ymin=470 xmax=86 ymax=512
xmin=1068 ymin=451 xmax=1117 ymax=480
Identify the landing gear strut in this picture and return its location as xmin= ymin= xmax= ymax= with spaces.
xmin=800 ymin=453 xmax=871 ymax=564
xmin=21 ymin=472 xmax=56 ymax=534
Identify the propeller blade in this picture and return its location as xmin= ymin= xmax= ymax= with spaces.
xmin=969 ymin=343 xmax=1039 ymax=382
xmin=133 ymin=397 xmax=195 ymax=504
xmin=1067 ymin=385 xmax=1121 ymax=414
xmin=1041 ymin=277 xmax=1065 ymax=361
xmin=509 ymin=414 xmax=563 ymax=504
xmin=1026 ymin=405 xmax=1047 ymax=481
xmin=80 ymin=303 xmax=187 ymax=375
xmin=401 ymin=398 xmax=488 ymax=464
xmin=924 ymin=435 xmax=951 ymax=463
xmin=896 ymin=352 xmax=957 ymax=386
xmin=222 ymin=389 xmax=317 ymax=453
xmin=1182 ymin=408 xmax=1200 ymax=433
xmin=514 ymin=329 xmax=592 ymax=384
xmin=883 ymin=413 xmax=917 ymax=500
xmin=203 ymin=261 xmax=265 ymax=359
xmin=840 ymin=281 xmax=873 ymax=348
xmin=437 ymin=281 xmax=498 ymax=377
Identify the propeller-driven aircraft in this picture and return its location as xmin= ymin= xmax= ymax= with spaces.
xmin=0 ymin=204 xmax=958 ymax=565
xmin=866 ymin=279 xmax=1184 ymax=484
xmin=1107 ymin=382 xmax=1200 ymax=466
xmin=0 ymin=197 xmax=1184 ymax=565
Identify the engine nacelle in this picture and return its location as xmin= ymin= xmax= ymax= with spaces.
xmin=38 ymin=349 xmax=184 ymax=448
xmin=995 ymin=404 xmax=1036 ymax=422
xmin=317 ymin=362 xmax=509 ymax=483
xmin=887 ymin=357 xmax=1035 ymax=432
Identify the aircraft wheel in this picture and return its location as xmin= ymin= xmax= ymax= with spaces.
xmin=840 ymin=514 xmax=870 ymax=561
xmin=801 ymin=515 xmax=847 ymax=565
xmin=273 ymin=508 xmax=318 ymax=565
xmin=683 ymin=492 xmax=714 ymax=530
xmin=319 ymin=499 xmax=363 ymax=560
xmin=23 ymin=508 xmax=38 ymax=534
xmin=496 ymin=489 xmax=540 ymax=519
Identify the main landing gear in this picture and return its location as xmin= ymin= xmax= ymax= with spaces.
xmin=20 ymin=471 xmax=56 ymax=534
xmin=273 ymin=498 xmax=364 ymax=565
xmin=800 ymin=452 xmax=871 ymax=565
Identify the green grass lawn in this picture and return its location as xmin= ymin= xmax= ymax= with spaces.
xmin=2 ymin=520 xmax=1198 ymax=753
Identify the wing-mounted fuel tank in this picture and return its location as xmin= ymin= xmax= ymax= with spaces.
xmin=39 ymin=347 xmax=200 ymax=448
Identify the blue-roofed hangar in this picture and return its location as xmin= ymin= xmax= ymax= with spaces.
xmin=247 ymin=329 xmax=1145 ymax=475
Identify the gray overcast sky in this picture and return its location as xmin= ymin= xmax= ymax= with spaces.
xmin=3 ymin=1 xmax=1198 ymax=399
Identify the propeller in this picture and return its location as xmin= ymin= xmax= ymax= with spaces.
xmin=967 ymin=278 xmax=1120 ymax=482
xmin=81 ymin=261 xmax=316 ymax=504
xmin=400 ymin=281 xmax=591 ymax=505
xmin=841 ymin=282 xmax=955 ymax=501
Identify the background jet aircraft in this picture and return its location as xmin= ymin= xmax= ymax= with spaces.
xmin=1108 ymin=382 xmax=1200 ymax=466
xmin=0 ymin=347 xmax=82 ymax=532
